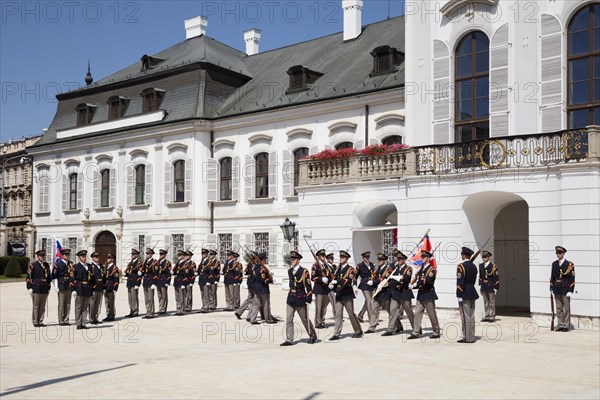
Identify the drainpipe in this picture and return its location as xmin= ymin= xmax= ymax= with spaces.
xmin=365 ymin=105 xmax=369 ymax=146
xmin=210 ymin=130 xmax=214 ymax=235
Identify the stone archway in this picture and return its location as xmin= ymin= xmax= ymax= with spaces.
xmin=95 ymin=231 xmax=116 ymax=265
xmin=351 ymin=199 xmax=398 ymax=258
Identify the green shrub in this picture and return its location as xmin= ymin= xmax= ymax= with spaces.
xmin=4 ymin=256 xmax=23 ymax=278
xmin=0 ymin=257 xmax=9 ymax=275
xmin=0 ymin=256 xmax=29 ymax=275
xmin=18 ymin=257 xmax=31 ymax=275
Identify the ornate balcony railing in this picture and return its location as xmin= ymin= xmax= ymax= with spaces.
xmin=297 ymin=127 xmax=599 ymax=187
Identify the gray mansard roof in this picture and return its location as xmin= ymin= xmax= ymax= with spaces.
xmin=34 ymin=16 xmax=404 ymax=147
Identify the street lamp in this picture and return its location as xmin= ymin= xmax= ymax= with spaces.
xmin=279 ymin=217 xmax=296 ymax=243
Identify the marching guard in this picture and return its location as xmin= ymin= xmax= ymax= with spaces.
xmin=142 ymin=248 xmax=158 ymax=318
xmin=73 ymin=250 xmax=95 ymax=329
xmin=232 ymin=252 xmax=243 ymax=309
xmin=124 ymin=249 xmax=142 ymax=318
xmin=325 ymin=253 xmax=337 ymax=319
xmin=386 ymin=250 xmax=415 ymax=336
xmin=88 ymin=251 xmax=105 ymax=324
xmin=479 ymin=250 xmax=499 ymax=322
xmin=223 ymin=250 xmax=237 ymax=311
xmin=368 ymin=253 xmax=400 ymax=334
xmin=550 ymin=246 xmax=575 ymax=332
xmin=26 ymin=249 xmax=51 ymax=327
xmin=280 ymin=251 xmax=317 ymax=346
xmin=184 ymin=251 xmax=196 ymax=312
xmin=207 ymin=250 xmax=220 ymax=310
xmin=235 ymin=253 xmax=257 ymax=320
xmin=103 ymin=253 xmax=119 ymax=321
xmin=53 ymin=248 xmax=73 ymax=325
xmin=156 ymin=249 xmax=171 ymax=314
xmin=172 ymin=250 xmax=187 ymax=315
xmin=408 ymin=251 xmax=440 ymax=340
xmin=456 ymin=247 xmax=479 ymax=343
xmin=356 ymin=251 xmax=376 ymax=324
xmin=311 ymin=249 xmax=333 ymax=329
xmin=197 ymin=249 xmax=210 ymax=312
xmin=329 ymin=250 xmax=363 ymax=340
xmin=248 ymin=253 xmax=276 ymax=324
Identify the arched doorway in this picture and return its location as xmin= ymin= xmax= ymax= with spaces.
xmin=95 ymin=231 xmax=116 ymax=265
xmin=352 ymin=200 xmax=398 ymax=258
xmin=463 ymin=192 xmax=530 ymax=317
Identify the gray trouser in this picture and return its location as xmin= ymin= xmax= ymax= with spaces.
xmin=127 ymin=287 xmax=139 ymax=315
xmin=157 ymin=286 xmax=168 ymax=313
xmin=328 ymin=292 xmax=337 ymax=318
xmin=104 ymin=291 xmax=116 ymax=318
xmin=176 ymin=286 xmax=187 ymax=313
xmin=200 ymin=285 xmax=210 ymax=310
xmin=143 ymin=286 xmax=155 ymax=316
xmin=249 ymin=293 xmax=270 ymax=323
xmin=286 ymin=304 xmax=317 ymax=342
xmin=314 ymin=294 xmax=330 ymax=326
xmin=174 ymin=285 xmax=181 ymax=310
xmin=412 ymin=300 xmax=440 ymax=336
xmin=185 ymin=285 xmax=193 ymax=311
xmin=75 ymin=295 xmax=91 ymax=327
xmin=388 ymin=299 xmax=414 ymax=332
xmin=482 ymin=291 xmax=496 ymax=320
xmin=459 ymin=299 xmax=476 ymax=342
xmin=233 ymin=284 xmax=241 ymax=309
xmin=209 ymin=284 xmax=218 ymax=308
xmin=371 ymin=298 xmax=390 ymax=330
xmin=555 ymin=294 xmax=571 ymax=330
xmin=225 ymin=284 xmax=234 ymax=309
xmin=333 ymin=299 xmax=363 ymax=336
xmin=89 ymin=291 xmax=103 ymax=322
xmin=31 ymin=293 xmax=48 ymax=325
xmin=58 ymin=289 xmax=72 ymax=324
xmin=236 ymin=289 xmax=255 ymax=317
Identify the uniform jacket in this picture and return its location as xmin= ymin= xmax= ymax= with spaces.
xmin=550 ymin=259 xmax=575 ymax=296
xmin=456 ymin=260 xmax=479 ymax=300
xmin=125 ymin=258 xmax=142 ymax=288
xmin=26 ymin=260 xmax=51 ymax=294
xmin=245 ymin=262 xmax=256 ymax=291
xmin=356 ymin=261 xmax=377 ymax=291
xmin=254 ymin=263 xmax=272 ymax=295
xmin=373 ymin=264 xmax=392 ymax=301
xmin=223 ymin=259 xmax=237 ymax=285
xmin=185 ymin=260 xmax=196 ymax=285
xmin=390 ymin=263 xmax=414 ymax=301
xmin=198 ymin=257 xmax=210 ymax=286
xmin=52 ymin=259 xmax=73 ymax=291
xmin=142 ymin=258 xmax=158 ymax=288
xmin=287 ymin=266 xmax=313 ymax=307
xmin=104 ymin=262 xmax=120 ymax=292
xmin=311 ymin=261 xmax=332 ymax=295
xmin=73 ymin=262 xmax=95 ymax=297
xmin=156 ymin=258 xmax=172 ymax=287
xmin=90 ymin=262 xmax=105 ymax=293
xmin=173 ymin=259 xmax=188 ymax=287
xmin=208 ymin=258 xmax=221 ymax=284
xmin=233 ymin=262 xmax=243 ymax=284
xmin=479 ymin=262 xmax=500 ymax=292
xmin=415 ymin=264 xmax=438 ymax=301
xmin=333 ymin=264 xmax=355 ymax=301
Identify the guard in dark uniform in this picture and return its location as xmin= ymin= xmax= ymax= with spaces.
xmin=369 ymin=253 xmax=400 ymax=334
xmin=52 ymin=248 xmax=73 ymax=325
xmin=550 ymin=246 xmax=575 ymax=331
xmin=124 ymin=249 xmax=142 ymax=318
xmin=207 ymin=250 xmax=220 ymax=310
xmin=235 ymin=253 xmax=257 ymax=320
xmin=156 ymin=249 xmax=171 ymax=314
xmin=184 ymin=251 xmax=196 ymax=312
xmin=281 ymin=251 xmax=317 ymax=346
xmin=248 ymin=253 xmax=275 ymax=324
xmin=26 ymin=249 xmax=51 ymax=327
xmin=223 ymin=250 xmax=237 ymax=311
xmin=197 ymin=249 xmax=210 ymax=312
xmin=142 ymin=248 xmax=158 ymax=318
xmin=326 ymin=253 xmax=337 ymax=319
xmin=356 ymin=251 xmax=376 ymax=324
xmin=88 ymin=251 xmax=105 ymax=324
xmin=103 ymin=253 xmax=119 ymax=321
xmin=457 ymin=247 xmax=479 ymax=343
xmin=172 ymin=250 xmax=187 ymax=315
xmin=386 ymin=250 xmax=415 ymax=336
xmin=479 ymin=250 xmax=499 ymax=322
xmin=330 ymin=250 xmax=363 ymax=340
xmin=408 ymin=251 xmax=441 ymax=339
xmin=73 ymin=250 xmax=95 ymax=329
xmin=311 ymin=249 xmax=332 ymax=329
xmin=232 ymin=252 xmax=243 ymax=309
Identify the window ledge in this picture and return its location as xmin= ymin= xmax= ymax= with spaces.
xmin=64 ymin=209 xmax=81 ymax=214
xmin=129 ymin=204 xmax=150 ymax=210
xmin=95 ymin=207 xmax=114 ymax=212
xmin=248 ymin=197 xmax=275 ymax=204
xmin=35 ymin=212 xmax=51 ymax=217
xmin=285 ymin=195 xmax=299 ymax=202
xmin=212 ymin=200 xmax=238 ymax=206
xmin=166 ymin=202 xmax=190 ymax=208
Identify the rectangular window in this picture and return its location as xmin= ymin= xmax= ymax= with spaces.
xmin=218 ymin=234 xmax=232 ymax=260
xmin=255 ymin=153 xmax=269 ymax=198
xmin=69 ymin=174 xmax=78 ymax=210
xmin=254 ymin=232 xmax=269 ymax=258
xmin=138 ymin=235 xmax=146 ymax=252
xmin=100 ymin=169 xmax=110 ymax=207
xmin=41 ymin=238 xmax=47 ymax=251
xmin=382 ymin=229 xmax=395 ymax=257
xmin=68 ymin=237 xmax=77 ymax=251
xmin=172 ymin=234 xmax=184 ymax=252
xmin=135 ymin=165 xmax=145 ymax=205
xmin=173 ymin=160 xmax=185 ymax=203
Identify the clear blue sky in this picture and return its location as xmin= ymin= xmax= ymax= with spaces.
xmin=0 ymin=0 xmax=405 ymax=142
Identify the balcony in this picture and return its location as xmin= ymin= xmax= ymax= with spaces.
xmin=298 ymin=126 xmax=599 ymax=187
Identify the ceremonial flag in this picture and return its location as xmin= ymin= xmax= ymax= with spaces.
xmin=410 ymin=235 xmax=437 ymax=269
xmin=54 ymin=239 xmax=63 ymax=264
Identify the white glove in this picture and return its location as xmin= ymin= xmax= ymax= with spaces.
xmin=331 ymin=280 xmax=337 ymax=285
xmin=322 ymin=277 xmax=329 ymax=284
xmin=566 ymin=292 xmax=572 ymax=298
xmin=28 ymin=288 xmax=33 ymax=294
xmin=137 ymin=271 xmax=142 ymax=276
xmin=151 ymin=285 xmax=156 ymax=290
xmin=328 ymin=284 xmax=334 ymax=290
xmin=408 ymin=284 xmax=414 ymax=290
xmin=134 ymin=286 xmax=139 ymax=290
xmin=188 ymin=284 xmax=193 ymax=288
xmin=170 ymin=271 xmax=175 ymax=275
xmin=391 ymin=275 xmax=401 ymax=282
xmin=72 ymin=291 xmax=77 ymax=297
xmin=181 ymin=285 xmax=186 ymax=289
xmin=458 ymin=297 xmax=463 ymax=302
xmin=367 ymin=280 xmax=373 ymax=286
xmin=55 ymin=287 xmax=60 ymax=293
xmin=194 ymin=272 xmax=198 ymax=276
xmin=494 ymin=289 xmax=498 ymax=294
xmin=103 ymin=290 xmax=106 ymax=293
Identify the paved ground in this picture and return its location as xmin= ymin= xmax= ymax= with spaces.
xmin=1 ymin=281 xmax=599 ymax=399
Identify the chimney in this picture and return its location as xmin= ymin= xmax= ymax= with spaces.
xmin=342 ymin=0 xmax=363 ymax=41
xmin=244 ymin=29 xmax=262 ymax=55
xmin=185 ymin=16 xmax=208 ymax=39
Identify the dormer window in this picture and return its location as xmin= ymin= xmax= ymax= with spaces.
xmin=107 ymin=96 xmax=130 ymax=120
xmin=140 ymin=54 xmax=165 ymax=72
xmin=370 ymin=46 xmax=404 ymax=76
xmin=141 ymin=88 xmax=165 ymax=113
xmin=286 ymin=65 xmax=323 ymax=94
xmin=75 ymin=103 xmax=96 ymax=127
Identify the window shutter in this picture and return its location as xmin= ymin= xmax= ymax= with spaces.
xmin=77 ymin=237 xmax=83 ymax=252
xmin=268 ymin=152 xmax=277 ymax=199
xmin=126 ymin=164 xmax=134 ymax=206
xmin=244 ymin=155 xmax=254 ymax=201
xmin=207 ymin=234 xmax=217 ymax=252
xmin=282 ymin=150 xmax=292 ymax=198
xmin=232 ymin=156 xmax=240 ymax=201
xmin=145 ymin=235 xmax=152 ymax=252
xmin=62 ymin=175 xmax=67 ymax=211
xmin=490 ymin=24 xmax=510 ymax=137
xmin=164 ymin=162 xmax=172 ymax=204
xmin=369 ymin=139 xmax=379 ymax=146
xmin=184 ymin=234 xmax=191 ymax=250
xmin=354 ymin=140 xmax=364 ymax=150
xmin=76 ymin=173 xmax=83 ymax=210
xmin=232 ymin=234 xmax=240 ymax=252
xmin=540 ymin=14 xmax=563 ymax=132
xmin=145 ymin=164 xmax=152 ymax=205
xmin=130 ymin=233 xmax=137 ymax=252
xmin=92 ymin=170 xmax=99 ymax=209
xmin=163 ymin=235 xmax=171 ymax=255
xmin=207 ymin=158 xmax=218 ymax=202
xmin=38 ymin=178 xmax=48 ymax=213
xmin=268 ymin=232 xmax=279 ymax=266
xmin=245 ymin=233 xmax=254 ymax=251
xmin=109 ymin=168 xmax=116 ymax=207
xmin=433 ymin=39 xmax=450 ymax=144
xmin=309 ymin=146 xmax=319 ymax=155
xmin=184 ymin=159 xmax=192 ymax=203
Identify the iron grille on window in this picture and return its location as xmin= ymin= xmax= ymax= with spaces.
xmin=382 ymin=229 xmax=395 ymax=258
xmin=138 ymin=235 xmax=145 ymax=252
xmin=219 ymin=234 xmax=232 ymax=260
xmin=172 ymin=234 xmax=184 ymax=253
xmin=254 ymin=232 xmax=269 ymax=258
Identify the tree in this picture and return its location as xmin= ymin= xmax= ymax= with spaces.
xmin=4 ymin=256 xmax=22 ymax=278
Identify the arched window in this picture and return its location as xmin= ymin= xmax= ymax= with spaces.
xmin=335 ymin=142 xmax=354 ymax=150
xmin=455 ymin=31 xmax=490 ymax=142
xmin=220 ymin=157 xmax=232 ymax=201
xmin=69 ymin=173 xmax=78 ymax=210
xmin=135 ymin=165 xmax=145 ymax=205
xmin=255 ymin=153 xmax=269 ymax=198
xmin=382 ymin=135 xmax=403 ymax=145
xmin=568 ymin=3 xmax=600 ymax=128
xmin=100 ymin=169 xmax=110 ymax=207
xmin=173 ymin=160 xmax=185 ymax=203
xmin=293 ymin=147 xmax=309 ymax=194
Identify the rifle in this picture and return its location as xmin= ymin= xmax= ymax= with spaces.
xmin=550 ymin=293 xmax=555 ymax=331
xmin=470 ymin=237 xmax=492 ymax=262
